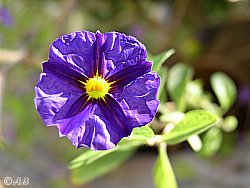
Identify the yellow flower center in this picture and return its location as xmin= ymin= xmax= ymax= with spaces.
xmin=84 ymin=75 xmax=111 ymax=99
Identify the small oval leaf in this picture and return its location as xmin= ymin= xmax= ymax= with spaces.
xmin=149 ymin=49 xmax=175 ymax=72
xmin=211 ymin=72 xmax=237 ymax=112
xmin=167 ymin=63 xmax=193 ymax=111
xmin=199 ymin=127 xmax=223 ymax=157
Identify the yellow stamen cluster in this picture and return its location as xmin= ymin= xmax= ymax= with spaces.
xmin=84 ymin=75 xmax=111 ymax=100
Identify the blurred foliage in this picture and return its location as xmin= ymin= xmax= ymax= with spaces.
xmin=159 ymin=61 xmax=237 ymax=157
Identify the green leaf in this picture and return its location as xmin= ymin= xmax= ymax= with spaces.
xmin=153 ymin=143 xmax=178 ymax=188
xmin=116 ymin=125 xmax=154 ymax=149
xmin=70 ymin=148 xmax=136 ymax=185
xmin=157 ymin=67 xmax=168 ymax=103
xmin=68 ymin=149 xmax=106 ymax=170
xmin=167 ymin=63 xmax=193 ymax=111
xmin=162 ymin=110 xmax=218 ymax=144
xmin=149 ymin=49 xmax=175 ymax=72
xmin=211 ymin=72 xmax=237 ymax=112
xmin=130 ymin=125 xmax=155 ymax=141
xmin=199 ymin=127 xmax=223 ymax=157
xmin=118 ymin=125 xmax=155 ymax=148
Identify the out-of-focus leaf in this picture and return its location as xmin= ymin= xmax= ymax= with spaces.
xmin=222 ymin=116 xmax=238 ymax=132
xmin=70 ymin=148 xmax=135 ymax=185
xmin=185 ymin=79 xmax=204 ymax=108
xmin=153 ymin=143 xmax=177 ymax=188
xmin=219 ymin=133 xmax=236 ymax=156
xmin=160 ymin=111 xmax=184 ymax=123
xmin=162 ymin=110 xmax=218 ymax=144
xmin=157 ymin=68 xmax=168 ymax=103
xmin=211 ymin=72 xmax=237 ymax=112
xmin=186 ymin=79 xmax=203 ymax=98
xmin=167 ymin=63 xmax=193 ymax=111
xmin=199 ymin=127 xmax=223 ymax=157
xmin=148 ymin=49 xmax=175 ymax=72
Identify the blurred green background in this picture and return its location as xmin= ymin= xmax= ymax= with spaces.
xmin=0 ymin=0 xmax=250 ymax=187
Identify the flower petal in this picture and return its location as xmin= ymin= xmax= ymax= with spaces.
xmin=93 ymin=31 xmax=106 ymax=77
xmin=98 ymin=95 xmax=131 ymax=135
xmin=74 ymin=114 xmax=116 ymax=150
xmin=43 ymin=61 xmax=87 ymax=89
xmin=54 ymin=93 xmax=91 ymax=121
xmin=103 ymin=32 xmax=147 ymax=66
xmin=34 ymin=72 xmax=83 ymax=126
xmin=57 ymin=102 xmax=94 ymax=136
xmin=107 ymin=60 xmax=151 ymax=91
xmin=59 ymin=101 xmax=122 ymax=150
xmin=113 ymin=72 xmax=160 ymax=130
xmin=60 ymin=95 xmax=133 ymax=150
xmin=49 ymin=31 xmax=96 ymax=77
xmin=35 ymin=86 xmax=69 ymax=127
xmin=101 ymin=32 xmax=148 ymax=79
xmin=35 ymin=69 xmax=83 ymax=95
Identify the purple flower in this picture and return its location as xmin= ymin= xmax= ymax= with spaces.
xmin=0 ymin=6 xmax=13 ymax=27
xmin=34 ymin=31 xmax=160 ymax=150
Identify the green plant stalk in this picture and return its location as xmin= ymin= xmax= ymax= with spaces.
xmin=154 ymin=142 xmax=178 ymax=188
xmin=161 ymin=143 xmax=178 ymax=188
